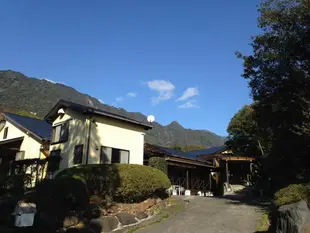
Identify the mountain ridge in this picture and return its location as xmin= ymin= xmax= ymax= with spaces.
xmin=0 ymin=70 xmax=225 ymax=147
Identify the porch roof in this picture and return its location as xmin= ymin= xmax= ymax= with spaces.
xmin=144 ymin=143 xmax=216 ymax=169
xmin=0 ymin=136 xmax=24 ymax=151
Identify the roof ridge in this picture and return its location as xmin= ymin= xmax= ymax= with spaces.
xmin=61 ymin=100 xmax=148 ymax=124
xmin=45 ymin=99 xmax=152 ymax=129
xmin=3 ymin=112 xmax=44 ymax=121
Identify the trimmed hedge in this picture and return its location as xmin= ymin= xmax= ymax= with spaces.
xmin=148 ymin=157 xmax=168 ymax=174
xmin=274 ymin=183 xmax=310 ymax=207
xmin=56 ymin=164 xmax=171 ymax=203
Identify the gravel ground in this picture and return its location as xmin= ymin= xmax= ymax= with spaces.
xmin=136 ymin=192 xmax=263 ymax=233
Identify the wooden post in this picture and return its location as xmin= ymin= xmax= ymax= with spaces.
xmin=226 ymin=161 xmax=229 ymax=186
xmin=209 ymin=172 xmax=212 ymax=191
xmin=186 ymin=169 xmax=189 ymax=190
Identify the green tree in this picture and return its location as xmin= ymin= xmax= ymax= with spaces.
xmin=238 ymin=0 xmax=310 ymax=185
xmin=172 ymin=145 xmax=183 ymax=151
xmin=171 ymin=144 xmax=206 ymax=152
xmin=226 ymin=104 xmax=262 ymax=157
xmin=182 ymin=145 xmax=206 ymax=152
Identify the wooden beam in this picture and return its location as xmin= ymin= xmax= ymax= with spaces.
xmin=186 ymin=170 xmax=189 ymax=190
xmin=166 ymin=157 xmax=215 ymax=168
xmin=221 ymin=156 xmax=255 ymax=161
xmin=167 ymin=161 xmax=196 ymax=169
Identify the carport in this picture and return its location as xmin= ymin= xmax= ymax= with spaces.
xmin=196 ymin=146 xmax=255 ymax=194
xmin=144 ymin=143 xmax=217 ymax=194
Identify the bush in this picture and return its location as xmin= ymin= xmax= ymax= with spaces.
xmin=57 ymin=164 xmax=171 ymax=203
xmin=115 ymin=164 xmax=171 ymax=202
xmin=36 ymin=177 xmax=89 ymax=217
xmin=274 ymin=183 xmax=310 ymax=207
xmin=56 ymin=164 xmax=119 ymax=200
xmin=148 ymin=157 xmax=168 ymax=174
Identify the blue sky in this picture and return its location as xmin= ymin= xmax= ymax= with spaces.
xmin=0 ymin=0 xmax=260 ymax=136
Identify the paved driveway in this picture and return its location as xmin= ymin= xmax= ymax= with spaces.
xmin=137 ymin=193 xmax=263 ymax=233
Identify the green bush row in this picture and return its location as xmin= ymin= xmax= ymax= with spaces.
xmin=56 ymin=164 xmax=171 ymax=203
xmin=274 ymin=183 xmax=310 ymax=207
xmin=148 ymin=157 xmax=168 ymax=174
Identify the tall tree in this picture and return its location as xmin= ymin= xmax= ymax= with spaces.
xmin=226 ymin=104 xmax=262 ymax=157
xmin=238 ymin=0 xmax=310 ymax=185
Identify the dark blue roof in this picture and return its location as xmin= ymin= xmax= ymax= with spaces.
xmin=189 ymin=145 xmax=227 ymax=157
xmin=157 ymin=145 xmax=227 ymax=161
xmin=156 ymin=146 xmax=206 ymax=162
xmin=4 ymin=112 xmax=52 ymax=140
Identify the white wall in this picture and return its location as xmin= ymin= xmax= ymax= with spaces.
xmin=0 ymin=121 xmax=44 ymax=159
xmin=49 ymin=109 xmax=88 ymax=170
xmin=49 ymin=109 xmax=147 ymax=171
xmin=88 ymin=116 xmax=146 ymax=165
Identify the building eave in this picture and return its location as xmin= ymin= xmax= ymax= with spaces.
xmin=45 ymin=100 xmax=153 ymax=130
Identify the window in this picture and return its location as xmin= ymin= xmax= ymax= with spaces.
xmin=100 ymin=146 xmax=129 ymax=164
xmin=74 ymin=144 xmax=83 ymax=165
xmin=3 ymin=127 xmax=8 ymax=139
xmin=51 ymin=122 xmax=69 ymax=144
xmin=16 ymin=151 xmax=25 ymax=160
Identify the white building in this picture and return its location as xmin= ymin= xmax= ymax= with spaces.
xmin=45 ymin=100 xmax=153 ymax=172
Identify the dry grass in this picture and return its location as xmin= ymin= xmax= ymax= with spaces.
xmin=256 ymin=213 xmax=270 ymax=232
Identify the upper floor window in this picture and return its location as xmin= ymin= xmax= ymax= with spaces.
xmin=3 ymin=127 xmax=8 ymax=139
xmin=100 ymin=146 xmax=129 ymax=164
xmin=51 ymin=122 xmax=69 ymax=144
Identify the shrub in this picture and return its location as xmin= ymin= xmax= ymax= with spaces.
xmin=57 ymin=164 xmax=171 ymax=203
xmin=36 ymin=177 xmax=89 ymax=217
xmin=56 ymin=164 xmax=119 ymax=200
xmin=148 ymin=157 xmax=168 ymax=174
xmin=274 ymin=183 xmax=310 ymax=207
xmin=115 ymin=164 xmax=171 ymax=202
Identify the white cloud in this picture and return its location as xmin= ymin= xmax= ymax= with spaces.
xmin=147 ymin=80 xmax=175 ymax=104
xmin=178 ymin=100 xmax=200 ymax=109
xmin=177 ymin=87 xmax=199 ymax=101
xmin=99 ymin=99 xmax=104 ymax=104
xmin=116 ymin=96 xmax=123 ymax=102
xmin=127 ymin=92 xmax=137 ymax=97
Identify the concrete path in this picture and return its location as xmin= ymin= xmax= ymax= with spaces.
xmin=137 ymin=192 xmax=263 ymax=233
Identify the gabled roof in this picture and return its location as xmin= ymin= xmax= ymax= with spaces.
xmin=44 ymin=100 xmax=153 ymax=130
xmin=3 ymin=112 xmax=52 ymax=142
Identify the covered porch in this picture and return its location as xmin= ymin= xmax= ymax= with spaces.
xmin=144 ymin=143 xmax=217 ymax=195
xmin=198 ymin=149 xmax=255 ymax=194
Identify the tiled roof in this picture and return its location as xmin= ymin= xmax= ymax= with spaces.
xmin=154 ymin=145 xmax=227 ymax=161
xmin=189 ymin=145 xmax=227 ymax=156
xmin=4 ymin=112 xmax=52 ymax=140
